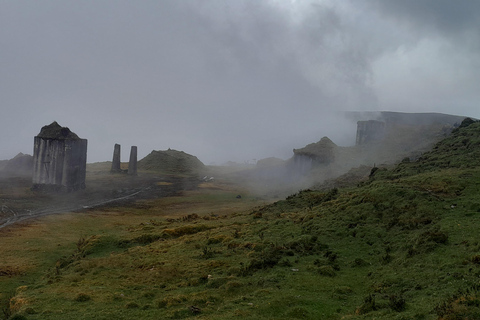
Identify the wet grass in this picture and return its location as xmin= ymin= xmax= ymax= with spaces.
xmin=2 ymin=120 xmax=480 ymax=319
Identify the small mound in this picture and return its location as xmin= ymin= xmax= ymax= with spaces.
xmin=2 ymin=153 xmax=33 ymax=177
xmin=138 ymin=149 xmax=204 ymax=174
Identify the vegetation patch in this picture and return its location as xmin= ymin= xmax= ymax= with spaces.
xmin=2 ymin=122 xmax=480 ymax=318
xmin=162 ymin=224 xmax=213 ymax=237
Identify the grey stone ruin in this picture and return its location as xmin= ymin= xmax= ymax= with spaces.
xmin=356 ymin=120 xmax=386 ymax=145
xmin=110 ymin=144 xmax=137 ymax=175
xmin=111 ymin=143 xmax=121 ymax=172
xmin=32 ymin=121 xmax=87 ymax=192
xmin=128 ymin=146 xmax=137 ymax=175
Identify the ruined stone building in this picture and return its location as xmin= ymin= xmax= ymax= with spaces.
xmin=32 ymin=122 xmax=87 ymax=191
xmin=291 ymin=137 xmax=337 ymax=174
xmin=111 ymin=144 xmax=137 ymax=175
xmin=356 ymin=120 xmax=386 ymax=145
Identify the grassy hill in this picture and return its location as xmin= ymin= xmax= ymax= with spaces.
xmin=2 ymin=120 xmax=480 ymax=319
xmin=138 ymin=149 xmax=205 ymax=175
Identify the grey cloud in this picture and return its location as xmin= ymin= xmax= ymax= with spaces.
xmin=365 ymin=0 xmax=480 ymax=37
xmin=0 ymin=1 xmax=478 ymax=164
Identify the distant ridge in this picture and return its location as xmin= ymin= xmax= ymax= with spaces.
xmin=1 ymin=153 xmax=33 ymax=177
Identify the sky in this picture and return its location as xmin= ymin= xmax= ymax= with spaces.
xmin=1 ymin=0 xmax=479 ymax=164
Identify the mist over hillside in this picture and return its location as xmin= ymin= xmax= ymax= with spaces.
xmin=2 ymin=115 xmax=480 ymax=319
xmin=1 ymin=111 xmax=471 ymax=201
xmin=1 ymin=1 xmax=479 ymax=317
xmin=223 ymin=112 xmax=468 ymax=197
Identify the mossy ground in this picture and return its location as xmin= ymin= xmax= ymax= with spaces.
xmin=2 ymin=122 xmax=480 ymax=319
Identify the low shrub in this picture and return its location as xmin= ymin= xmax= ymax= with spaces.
xmin=125 ymin=302 xmax=139 ymax=309
xmin=318 ymin=265 xmax=336 ymax=277
xmin=389 ymin=294 xmax=406 ymax=312
xmin=225 ymin=281 xmax=243 ymax=292
xmin=356 ymin=294 xmax=377 ymax=315
xmin=206 ymin=277 xmax=229 ymax=289
xmin=163 ymin=225 xmax=212 ymax=237
xmin=8 ymin=315 xmax=27 ymax=320
xmin=471 ymin=255 xmax=480 ymax=264
xmin=351 ymin=258 xmax=368 ymax=267
xmin=333 ymin=286 xmax=353 ymax=295
xmin=157 ymin=295 xmax=188 ymax=308
xmin=285 ymin=306 xmax=310 ymax=318
xmin=74 ymin=293 xmax=91 ymax=302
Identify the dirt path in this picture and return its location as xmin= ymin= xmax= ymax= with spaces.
xmin=0 ymin=175 xmax=200 ymax=229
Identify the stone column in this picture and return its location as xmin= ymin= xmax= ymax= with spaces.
xmin=128 ymin=146 xmax=137 ymax=175
xmin=111 ymin=144 xmax=121 ymax=172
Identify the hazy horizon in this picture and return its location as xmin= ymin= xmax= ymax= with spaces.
xmin=1 ymin=1 xmax=479 ymax=164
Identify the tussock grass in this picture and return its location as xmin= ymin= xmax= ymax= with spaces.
xmin=2 ymin=121 xmax=480 ymax=319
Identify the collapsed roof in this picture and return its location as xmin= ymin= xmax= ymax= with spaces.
xmin=36 ymin=121 xmax=81 ymax=140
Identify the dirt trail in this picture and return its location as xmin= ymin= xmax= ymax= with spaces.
xmin=0 ymin=174 xmax=200 ymax=229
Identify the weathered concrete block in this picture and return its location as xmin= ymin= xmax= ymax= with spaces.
xmin=128 ymin=146 xmax=137 ymax=175
xmin=32 ymin=122 xmax=87 ymax=192
xmin=111 ymin=143 xmax=121 ymax=172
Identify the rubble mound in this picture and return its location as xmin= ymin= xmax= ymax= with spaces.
xmin=2 ymin=153 xmax=33 ymax=177
xmin=293 ymin=137 xmax=337 ymax=164
xmin=36 ymin=121 xmax=80 ymax=140
xmin=138 ymin=149 xmax=205 ymax=174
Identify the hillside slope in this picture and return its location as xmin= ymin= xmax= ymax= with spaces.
xmin=3 ymin=120 xmax=480 ymax=319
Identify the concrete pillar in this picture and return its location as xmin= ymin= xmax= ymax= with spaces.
xmin=128 ymin=146 xmax=137 ymax=175
xmin=111 ymin=143 xmax=121 ymax=172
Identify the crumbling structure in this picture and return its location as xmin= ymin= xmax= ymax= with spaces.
xmin=128 ymin=146 xmax=137 ymax=175
xmin=291 ymin=137 xmax=337 ymax=175
xmin=32 ymin=122 xmax=87 ymax=192
xmin=356 ymin=120 xmax=386 ymax=145
xmin=110 ymin=144 xmax=138 ymax=175
xmin=293 ymin=137 xmax=336 ymax=164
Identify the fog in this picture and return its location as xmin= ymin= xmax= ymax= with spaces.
xmin=1 ymin=1 xmax=479 ymax=165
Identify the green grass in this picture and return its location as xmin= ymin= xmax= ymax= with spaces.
xmin=2 ymin=120 xmax=480 ymax=319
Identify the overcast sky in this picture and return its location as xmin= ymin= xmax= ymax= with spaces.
xmin=1 ymin=0 xmax=479 ymax=164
